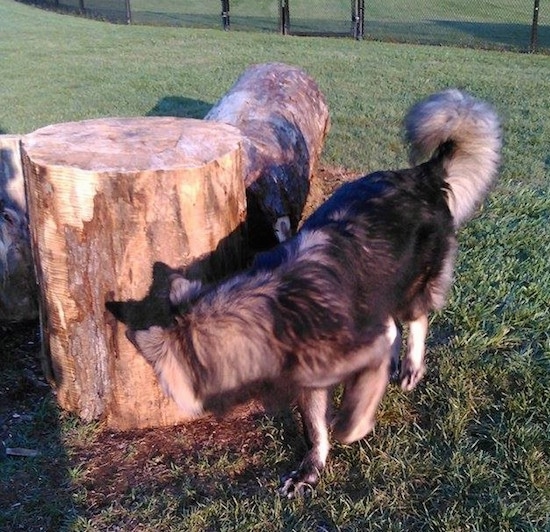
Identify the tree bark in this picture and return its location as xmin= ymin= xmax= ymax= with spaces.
xmin=21 ymin=117 xmax=247 ymax=429
xmin=206 ymin=62 xmax=330 ymax=247
xmin=0 ymin=135 xmax=38 ymax=321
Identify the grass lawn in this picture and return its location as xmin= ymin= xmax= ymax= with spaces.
xmin=17 ymin=0 xmax=550 ymax=51
xmin=1 ymin=0 xmax=550 ymax=530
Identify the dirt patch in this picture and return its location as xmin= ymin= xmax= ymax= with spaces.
xmin=302 ymin=163 xmax=359 ymax=220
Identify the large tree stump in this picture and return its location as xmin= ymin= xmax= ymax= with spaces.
xmin=21 ymin=117 xmax=247 ymax=429
xmin=206 ymin=62 xmax=330 ymax=247
xmin=0 ymin=135 xmax=38 ymax=321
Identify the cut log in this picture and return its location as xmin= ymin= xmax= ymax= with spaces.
xmin=0 ymin=135 xmax=38 ymax=321
xmin=21 ymin=117 xmax=247 ymax=429
xmin=206 ymin=62 xmax=330 ymax=247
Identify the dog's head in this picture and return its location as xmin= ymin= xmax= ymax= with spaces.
xmin=127 ymin=324 xmax=204 ymax=418
xmin=167 ymin=273 xmax=203 ymax=309
xmin=106 ymin=264 xmax=205 ymax=417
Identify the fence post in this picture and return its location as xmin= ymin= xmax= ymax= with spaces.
xmin=125 ymin=0 xmax=132 ymax=24
xmin=358 ymin=0 xmax=365 ymax=39
xmin=530 ymin=0 xmax=540 ymax=53
xmin=221 ymin=0 xmax=230 ymax=31
xmin=279 ymin=0 xmax=290 ymax=35
xmin=351 ymin=0 xmax=365 ymax=40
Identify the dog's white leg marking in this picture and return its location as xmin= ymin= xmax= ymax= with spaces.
xmin=279 ymin=388 xmax=330 ymax=498
xmin=400 ymin=314 xmax=429 ymax=391
xmin=386 ymin=318 xmax=401 ymax=379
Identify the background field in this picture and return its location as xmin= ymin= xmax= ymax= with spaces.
xmin=15 ymin=0 xmax=550 ymax=52
xmin=1 ymin=0 xmax=549 ymax=530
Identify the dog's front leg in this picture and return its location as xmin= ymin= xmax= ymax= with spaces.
xmin=400 ymin=313 xmax=429 ymax=391
xmin=278 ymin=387 xmax=331 ymax=498
xmin=333 ymin=318 xmax=398 ymax=443
xmin=332 ymin=357 xmax=393 ymax=444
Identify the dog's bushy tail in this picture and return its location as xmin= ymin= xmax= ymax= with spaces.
xmin=405 ymin=89 xmax=501 ymax=228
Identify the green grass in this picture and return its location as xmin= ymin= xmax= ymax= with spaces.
xmin=16 ymin=0 xmax=550 ymax=51
xmin=1 ymin=0 xmax=550 ymax=530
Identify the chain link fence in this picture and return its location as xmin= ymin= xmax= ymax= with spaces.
xmin=16 ymin=0 xmax=549 ymax=53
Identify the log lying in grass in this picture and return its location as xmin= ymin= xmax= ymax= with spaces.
xmin=22 ymin=117 xmax=247 ymax=429
xmin=206 ymin=62 xmax=330 ymax=247
xmin=0 ymin=135 xmax=37 ymax=321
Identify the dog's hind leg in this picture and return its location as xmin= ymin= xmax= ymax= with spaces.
xmin=278 ymin=388 xmax=331 ymax=498
xmin=399 ymin=244 xmax=455 ymax=391
xmin=400 ymin=313 xmax=428 ymax=391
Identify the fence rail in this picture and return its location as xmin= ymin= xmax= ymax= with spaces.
xmin=16 ymin=0 xmax=549 ymax=53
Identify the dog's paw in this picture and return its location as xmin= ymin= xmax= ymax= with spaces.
xmin=278 ymin=469 xmax=319 ymax=498
xmin=400 ymin=359 xmax=426 ymax=391
xmin=277 ymin=471 xmax=319 ymax=499
xmin=390 ymin=357 xmax=401 ymax=383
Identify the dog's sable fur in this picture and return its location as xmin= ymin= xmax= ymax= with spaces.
xmin=112 ymin=89 xmax=501 ymax=497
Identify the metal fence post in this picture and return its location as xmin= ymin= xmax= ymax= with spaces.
xmin=351 ymin=0 xmax=365 ymax=40
xmin=279 ymin=0 xmax=290 ymax=35
xmin=221 ymin=0 xmax=230 ymax=31
xmin=125 ymin=0 xmax=132 ymax=24
xmin=530 ymin=0 xmax=540 ymax=53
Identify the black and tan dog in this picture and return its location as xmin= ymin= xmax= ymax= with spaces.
xmin=109 ymin=89 xmax=501 ymax=497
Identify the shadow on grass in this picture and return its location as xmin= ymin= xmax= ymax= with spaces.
xmin=147 ymin=96 xmax=213 ymax=120
xmin=69 ymin=407 xmax=304 ymax=504
xmin=0 ymin=321 xmax=75 ymax=530
xmin=433 ymin=19 xmax=549 ymax=51
xmin=361 ymin=19 xmax=548 ymax=52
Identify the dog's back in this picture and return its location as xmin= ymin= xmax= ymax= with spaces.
xmin=302 ymin=164 xmax=455 ymax=323
xmin=302 ymin=89 xmax=501 ymax=324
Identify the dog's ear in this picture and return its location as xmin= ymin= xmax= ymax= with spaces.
xmin=169 ymin=274 xmax=202 ymax=306
xmin=128 ymin=326 xmax=169 ymax=365
xmin=128 ymin=325 xmax=204 ymax=417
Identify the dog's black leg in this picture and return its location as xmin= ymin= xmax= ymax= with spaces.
xmin=389 ymin=319 xmax=402 ymax=382
xmin=278 ymin=387 xmax=331 ymax=498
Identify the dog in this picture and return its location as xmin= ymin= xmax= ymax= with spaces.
xmin=108 ymin=89 xmax=501 ymax=497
